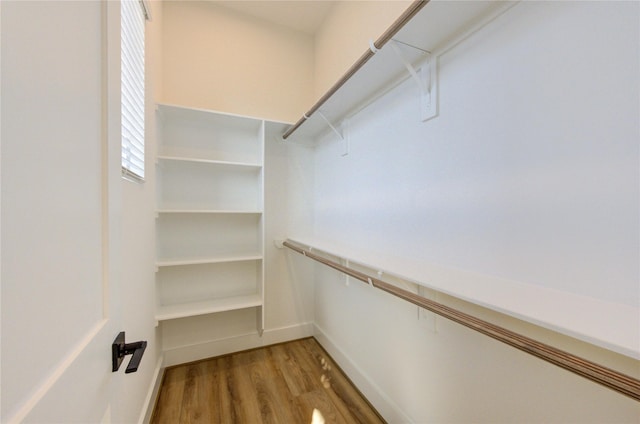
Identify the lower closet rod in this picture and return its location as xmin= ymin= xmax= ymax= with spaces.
xmin=282 ymin=239 xmax=640 ymax=402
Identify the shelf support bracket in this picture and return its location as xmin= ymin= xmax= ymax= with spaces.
xmin=389 ymin=40 xmax=437 ymax=122
xmin=317 ymin=111 xmax=349 ymax=156
xmin=316 ymin=111 xmax=344 ymax=141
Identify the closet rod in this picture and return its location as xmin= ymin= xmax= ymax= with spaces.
xmin=282 ymin=240 xmax=640 ymax=402
xmin=282 ymin=0 xmax=429 ymax=140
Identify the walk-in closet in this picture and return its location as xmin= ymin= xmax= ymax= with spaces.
xmin=2 ymin=1 xmax=639 ymax=422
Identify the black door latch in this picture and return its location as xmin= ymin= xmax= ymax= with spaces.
xmin=112 ymin=332 xmax=147 ymax=373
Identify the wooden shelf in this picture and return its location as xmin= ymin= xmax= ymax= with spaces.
xmin=157 ymin=253 xmax=263 ymax=268
xmin=157 ymin=102 xmax=264 ymax=165
xmin=156 ymin=293 xmax=263 ymax=321
xmin=285 ymin=0 xmax=512 ymax=142
xmin=157 ymin=102 xmax=265 ymax=128
xmin=157 ymin=154 xmax=262 ymax=169
xmin=157 ymin=209 xmax=263 ymax=215
xmin=287 ymin=237 xmax=639 ymax=359
xmin=157 ymin=160 xmax=262 ymax=212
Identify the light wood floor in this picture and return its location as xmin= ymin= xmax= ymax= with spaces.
xmin=151 ymin=337 xmax=386 ymax=424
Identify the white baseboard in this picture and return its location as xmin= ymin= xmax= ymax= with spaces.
xmin=313 ymin=324 xmax=414 ymax=424
xmin=138 ymin=354 xmax=164 ymax=424
xmin=162 ymin=322 xmax=314 ymax=367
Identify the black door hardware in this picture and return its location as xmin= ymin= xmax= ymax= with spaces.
xmin=112 ymin=332 xmax=147 ymax=373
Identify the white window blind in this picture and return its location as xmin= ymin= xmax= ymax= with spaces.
xmin=121 ymin=0 xmax=147 ymax=181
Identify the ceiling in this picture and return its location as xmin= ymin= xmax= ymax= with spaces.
xmin=214 ymin=1 xmax=336 ymax=35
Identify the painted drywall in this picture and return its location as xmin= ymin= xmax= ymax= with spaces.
xmin=313 ymin=0 xmax=411 ymax=99
xmin=112 ymin=1 xmax=164 ymax=422
xmin=305 ymin=1 xmax=639 ymax=421
xmin=264 ymin=133 xmax=316 ymax=331
xmin=314 ymin=0 xmax=639 ymax=309
xmin=161 ymin=1 xmax=314 ymax=124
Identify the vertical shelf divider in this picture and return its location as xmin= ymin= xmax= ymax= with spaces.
xmin=258 ymin=120 xmax=266 ymax=335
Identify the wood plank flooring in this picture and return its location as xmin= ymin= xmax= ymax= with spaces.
xmin=151 ymin=337 xmax=386 ymax=424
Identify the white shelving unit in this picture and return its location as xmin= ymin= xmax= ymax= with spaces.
xmin=155 ymin=103 xmax=266 ymax=332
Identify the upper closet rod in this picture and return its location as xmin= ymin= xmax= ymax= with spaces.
xmin=282 ymin=239 xmax=640 ymax=402
xmin=281 ymin=0 xmax=429 ymax=140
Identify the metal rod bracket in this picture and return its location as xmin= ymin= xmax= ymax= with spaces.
xmin=317 ymin=111 xmax=344 ymax=141
xmin=389 ymin=40 xmax=438 ymax=122
xmin=316 ymin=112 xmax=350 ymax=156
xmin=369 ymin=39 xmax=380 ymax=54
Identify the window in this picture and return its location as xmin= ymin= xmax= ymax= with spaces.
xmin=121 ymin=0 xmax=148 ymax=181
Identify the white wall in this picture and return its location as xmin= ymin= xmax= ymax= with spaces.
xmin=305 ymin=1 xmax=640 ymax=421
xmin=160 ymin=0 xmax=414 ymax=120
xmin=264 ymin=133 xmax=316 ymax=331
xmin=313 ymin=0 xmax=411 ymax=98
xmin=161 ymin=1 xmax=314 ymax=123
xmin=112 ymin=1 xmax=164 ymax=422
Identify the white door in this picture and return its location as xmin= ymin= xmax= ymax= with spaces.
xmin=2 ymin=1 xmax=125 ymax=422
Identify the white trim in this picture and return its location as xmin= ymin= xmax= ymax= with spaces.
xmin=313 ymin=323 xmax=415 ymax=424
xmin=138 ymin=354 xmax=164 ymax=424
xmin=0 ymin=1 xmax=4 ymax=419
xmin=162 ymin=322 xmax=314 ymax=367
